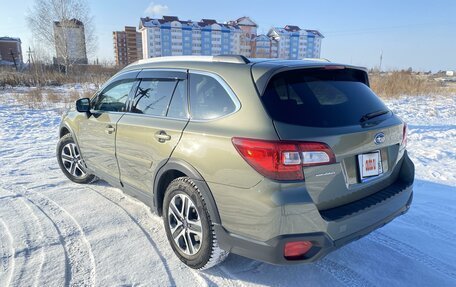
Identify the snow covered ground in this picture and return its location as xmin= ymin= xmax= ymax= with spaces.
xmin=0 ymin=86 xmax=455 ymax=287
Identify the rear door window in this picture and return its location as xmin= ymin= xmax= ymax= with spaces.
xmin=131 ymin=79 xmax=178 ymax=116
xmin=167 ymin=80 xmax=188 ymax=119
xmin=261 ymin=68 xmax=389 ymax=127
xmin=189 ymin=73 xmax=237 ymax=120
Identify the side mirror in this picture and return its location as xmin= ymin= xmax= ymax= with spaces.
xmin=76 ymin=98 xmax=90 ymax=113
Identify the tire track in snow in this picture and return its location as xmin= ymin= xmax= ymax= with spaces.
xmin=368 ymin=232 xmax=456 ymax=280
xmin=91 ymin=186 xmax=249 ymax=287
xmin=425 ymin=203 xmax=456 ymax=218
xmin=212 ymin=263 xmax=250 ymax=287
xmin=200 ymin=266 xmax=247 ymax=287
xmin=198 ymin=258 xmax=250 ymax=287
xmin=398 ymin=216 xmax=456 ymax=243
xmin=16 ymin=191 xmax=46 ymax=286
xmin=87 ymin=186 xmax=178 ymax=287
xmin=315 ymin=258 xmax=375 ymax=287
xmin=88 ymin=185 xmax=249 ymax=286
xmin=19 ymin=195 xmax=72 ymax=286
xmin=26 ymin=191 xmax=97 ymax=287
xmin=191 ymin=269 xmax=211 ymax=287
xmin=0 ymin=218 xmax=15 ymax=287
xmin=7 ymin=190 xmax=70 ymax=287
xmin=19 ymin=189 xmax=97 ymax=287
xmin=0 ymin=190 xmax=45 ymax=286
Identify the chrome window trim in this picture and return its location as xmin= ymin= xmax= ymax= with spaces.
xmin=188 ymin=69 xmax=241 ymax=122
xmin=119 ymin=111 xmax=189 ymax=122
xmin=137 ymin=68 xmax=188 ymax=80
xmin=88 ymin=111 xmax=126 ymax=115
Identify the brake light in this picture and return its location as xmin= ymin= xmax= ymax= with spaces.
xmin=401 ymin=123 xmax=408 ymax=148
xmin=324 ymin=65 xmax=345 ymax=70
xmin=232 ymin=137 xmax=335 ymax=181
xmin=284 ymin=241 xmax=313 ymax=260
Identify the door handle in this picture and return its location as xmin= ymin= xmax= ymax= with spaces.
xmin=154 ymin=131 xmax=171 ymax=143
xmin=105 ymin=125 xmax=115 ymax=134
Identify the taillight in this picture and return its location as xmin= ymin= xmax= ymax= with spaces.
xmin=298 ymin=142 xmax=335 ymax=166
xmin=401 ymin=123 xmax=408 ymax=148
xmin=232 ymin=137 xmax=335 ymax=181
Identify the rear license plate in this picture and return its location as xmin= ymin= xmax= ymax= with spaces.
xmin=358 ymin=150 xmax=383 ymax=181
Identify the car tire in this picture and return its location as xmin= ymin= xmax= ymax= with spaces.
xmin=56 ymin=133 xmax=97 ymax=184
xmin=163 ymin=177 xmax=229 ymax=270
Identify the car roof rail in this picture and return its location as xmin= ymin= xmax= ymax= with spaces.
xmin=136 ymin=55 xmax=250 ymax=65
xmin=213 ymin=55 xmax=250 ymax=64
xmin=301 ymin=57 xmax=331 ymax=62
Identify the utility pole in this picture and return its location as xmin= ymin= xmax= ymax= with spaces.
xmin=379 ymin=50 xmax=383 ymax=72
xmin=26 ymin=46 xmax=35 ymax=65
xmin=26 ymin=46 xmax=37 ymax=76
xmin=9 ymin=49 xmax=18 ymax=71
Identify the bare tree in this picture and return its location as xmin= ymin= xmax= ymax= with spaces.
xmin=26 ymin=0 xmax=97 ymax=72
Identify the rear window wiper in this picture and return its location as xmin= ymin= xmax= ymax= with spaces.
xmin=360 ymin=110 xmax=390 ymax=122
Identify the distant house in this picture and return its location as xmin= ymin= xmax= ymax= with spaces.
xmin=53 ymin=19 xmax=88 ymax=65
xmin=0 ymin=37 xmax=23 ymax=65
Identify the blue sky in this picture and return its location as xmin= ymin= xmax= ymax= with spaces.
xmin=1 ymin=0 xmax=455 ymax=71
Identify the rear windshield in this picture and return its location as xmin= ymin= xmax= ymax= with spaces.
xmin=261 ymin=68 xmax=389 ymax=127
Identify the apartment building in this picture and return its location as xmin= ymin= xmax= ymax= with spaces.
xmin=228 ymin=16 xmax=258 ymax=56
xmin=0 ymin=37 xmax=23 ymax=64
xmin=267 ymin=26 xmax=323 ymax=59
xmin=139 ymin=16 xmax=323 ymax=60
xmin=53 ymin=19 xmax=88 ymax=65
xmin=113 ymin=26 xmax=143 ymax=66
xmin=140 ymin=16 xmax=243 ymax=58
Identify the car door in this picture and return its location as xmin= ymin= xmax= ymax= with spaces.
xmin=77 ymin=71 xmax=140 ymax=182
xmin=116 ymin=69 xmax=189 ymax=194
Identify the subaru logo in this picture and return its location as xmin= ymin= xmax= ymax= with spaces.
xmin=374 ymin=132 xmax=385 ymax=145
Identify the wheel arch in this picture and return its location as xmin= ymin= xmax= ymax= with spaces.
xmin=60 ymin=126 xmax=71 ymax=138
xmin=59 ymin=122 xmax=77 ymax=141
xmin=153 ymin=158 xmax=222 ymax=225
xmin=59 ymin=123 xmax=86 ymax=162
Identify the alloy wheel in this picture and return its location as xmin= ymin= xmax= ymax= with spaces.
xmin=167 ymin=193 xmax=203 ymax=256
xmin=61 ymin=142 xmax=86 ymax=178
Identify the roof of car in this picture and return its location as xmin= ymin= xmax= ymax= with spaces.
xmin=125 ymin=55 xmax=363 ymax=73
xmin=122 ymin=55 xmax=367 ymax=95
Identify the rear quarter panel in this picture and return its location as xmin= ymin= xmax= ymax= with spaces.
xmin=173 ymin=64 xmax=278 ymax=188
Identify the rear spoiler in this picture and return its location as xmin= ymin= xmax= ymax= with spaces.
xmin=251 ymin=63 xmax=369 ymax=96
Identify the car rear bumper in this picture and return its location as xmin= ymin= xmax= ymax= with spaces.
xmin=215 ymin=152 xmax=414 ymax=265
xmin=215 ymin=190 xmax=412 ymax=265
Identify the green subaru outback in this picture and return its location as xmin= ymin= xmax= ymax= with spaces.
xmin=57 ymin=55 xmax=414 ymax=269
